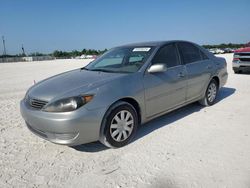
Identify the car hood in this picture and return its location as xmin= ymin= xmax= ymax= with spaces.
xmin=28 ymin=69 xmax=125 ymax=102
xmin=235 ymin=47 xmax=250 ymax=53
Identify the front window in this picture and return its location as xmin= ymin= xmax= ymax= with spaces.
xmin=152 ymin=44 xmax=180 ymax=68
xmin=85 ymin=47 xmax=154 ymax=73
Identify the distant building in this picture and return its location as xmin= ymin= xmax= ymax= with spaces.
xmin=0 ymin=56 xmax=54 ymax=63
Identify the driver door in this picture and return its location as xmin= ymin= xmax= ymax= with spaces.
xmin=143 ymin=43 xmax=187 ymax=117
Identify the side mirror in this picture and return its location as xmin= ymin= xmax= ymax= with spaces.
xmin=148 ymin=64 xmax=167 ymax=73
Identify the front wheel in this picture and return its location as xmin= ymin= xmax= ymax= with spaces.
xmin=100 ymin=102 xmax=138 ymax=148
xmin=199 ymin=79 xmax=218 ymax=106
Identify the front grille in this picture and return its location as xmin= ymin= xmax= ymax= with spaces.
xmin=27 ymin=96 xmax=48 ymax=110
xmin=240 ymin=58 xmax=250 ymax=62
xmin=235 ymin=53 xmax=250 ymax=56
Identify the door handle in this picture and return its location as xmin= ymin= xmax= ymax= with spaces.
xmin=207 ymin=65 xmax=212 ymax=69
xmin=178 ymin=72 xmax=185 ymax=78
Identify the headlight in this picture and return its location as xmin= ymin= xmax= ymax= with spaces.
xmin=24 ymin=91 xmax=29 ymax=101
xmin=43 ymin=95 xmax=93 ymax=112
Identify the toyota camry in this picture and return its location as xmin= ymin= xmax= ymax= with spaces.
xmin=20 ymin=41 xmax=228 ymax=148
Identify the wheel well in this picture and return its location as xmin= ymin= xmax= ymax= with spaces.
xmin=118 ymin=98 xmax=141 ymax=124
xmin=212 ymin=76 xmax=220 ymax=87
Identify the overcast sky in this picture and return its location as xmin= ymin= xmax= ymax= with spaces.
xmin=1 ymin=0 xmax=250 ymax=54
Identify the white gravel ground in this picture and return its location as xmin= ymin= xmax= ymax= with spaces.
xmin=0 ymin=54 xmax=250 ymax=188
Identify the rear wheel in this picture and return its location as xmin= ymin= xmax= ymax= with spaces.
xmin=199 ymin=79 xmax=218 ymax=106
xmin=100 ymin=102 xmax=138 ymax=148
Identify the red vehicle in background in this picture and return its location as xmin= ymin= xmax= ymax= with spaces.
xmin=233 ymin=42 xmax=250 ymax=73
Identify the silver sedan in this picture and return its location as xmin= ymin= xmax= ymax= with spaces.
xmin=20 ymin=41 xmax=228 ymax=148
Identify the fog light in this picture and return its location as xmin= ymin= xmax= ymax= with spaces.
xmin=47 ymin=132 xmax=78 ymax=140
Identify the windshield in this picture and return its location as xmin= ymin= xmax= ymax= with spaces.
xmin=85 ymin=46 xmax=154 ymax=73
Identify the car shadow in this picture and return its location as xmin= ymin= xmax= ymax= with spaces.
xmin=72 ymin=141 xmax=108 ymax=153
xmin=72 ymin=87 xmax=235 ymax=153
xmin=237 ymin=70 xmax=250 ymax=75
xmin=134 ymin=103 xmax=203 ymax=142
xmin=134 ymin=87 xmax=235 ymax=142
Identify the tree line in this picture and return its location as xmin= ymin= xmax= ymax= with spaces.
xmin=202 ymin=43 xmax=247 ymax=49
xmin=0 ymin=48 xmax=108 ymax=58
xmin=52 ymin=48 xmax=108 ymax=58
xmin=1 ymin=42 xmax=250 ymax=58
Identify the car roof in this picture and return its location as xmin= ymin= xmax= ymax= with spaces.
xmin=116 ymin=40 xmax=194 ymax=48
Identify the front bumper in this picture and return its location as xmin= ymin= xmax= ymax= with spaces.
xmin=233 ymin=61 xmax=250 ymax=71
xmin=20 ymin=100 xmax=106 ymax=146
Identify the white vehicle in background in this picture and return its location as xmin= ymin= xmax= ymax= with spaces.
xmin=80 ymin=54 xmax=87 ymax=59
xmin=209 ymin=49 xmax=216 ymax=54
xmin=209 ymin=48 xmax=224 ymax=54
xmin=214 ymin=48 xmax=224 ymax=54
xmin=75 ymin=54 xmax=96 ymax=59
xmin=86 ymin=55 xmax=94 ymax=59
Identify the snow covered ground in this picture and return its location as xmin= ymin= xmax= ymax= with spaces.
xmin=0 ymin=54 xmax=249 ymax=188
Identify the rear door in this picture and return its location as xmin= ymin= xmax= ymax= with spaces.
xmin=143 ymin=43 xmax=187 ymax=117
xmin=177 ymin=42 xmax=212 ymax=101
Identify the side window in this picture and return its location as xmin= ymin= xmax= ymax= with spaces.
xmin=178 ymin=42 xmax=202 ymax=64
xmin=152 ymin=44 xmax=179 ymax=68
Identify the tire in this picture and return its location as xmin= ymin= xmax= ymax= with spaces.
xmin=233 ymin=68 xmax=241 ymax=74
xmin=199 ymin=79 xmax=218 ymax=106
xmin=100 ymin=101 xmax=138 ymax=148
xmin=234 ymin=70 xmax=240 ymax=74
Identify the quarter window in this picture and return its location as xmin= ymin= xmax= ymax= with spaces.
xmin=152 ymin=44 xmax=179 ymax=68
xmin=178 ymin=42 xmax=202 ymax=64
xmin=200 ymin=50 xmax=209 ymax=60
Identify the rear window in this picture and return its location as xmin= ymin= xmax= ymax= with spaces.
xmin=178 ymin=42 xmax=202 ymax=64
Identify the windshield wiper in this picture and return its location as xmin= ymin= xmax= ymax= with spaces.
xmin=83 ymin=68 xmax=129 ymax=73
xmin=89 ymin=68 xmax=115 ymax=73
xmin=81 ymin=67 xmax=89 ymax=70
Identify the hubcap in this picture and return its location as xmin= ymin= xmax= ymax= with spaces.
xmin=207 ymin=83 xmax=217 ymax=102
xmin=110 ymin=110 xmax=134 ymax=142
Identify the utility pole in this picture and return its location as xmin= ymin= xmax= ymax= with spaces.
xmin=21 ymin=44 xmax=26 ymax=56
xmin=2 ymin=36 xmax=7 ymax=56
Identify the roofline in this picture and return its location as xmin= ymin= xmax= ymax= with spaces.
xmin=114 ymin=40 xmax=196 ymax=48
